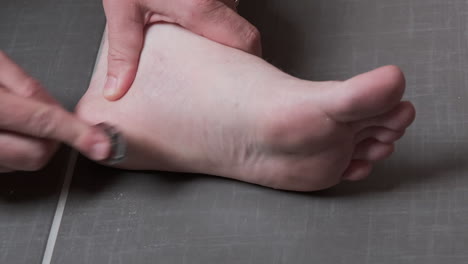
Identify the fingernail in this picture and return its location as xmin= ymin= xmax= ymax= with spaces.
xmin=103 ymin=75 xmax=118 ymax=99
xmin=89 ymin=134 xmax=111 ymax=161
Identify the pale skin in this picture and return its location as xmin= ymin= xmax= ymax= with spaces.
xmin=0 ymin=0 xmax=254 ymax=173
xmin=103 ymin=0 xmax=261 ymax=100
xmin=76 ymin=24 xmax=416 ymax=191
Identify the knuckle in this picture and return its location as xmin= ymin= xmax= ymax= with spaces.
xmin=184 ymin=0 xmax=220 ymax=20
xmin=107 ymin=46 xmax=133 ymax=67
xmin=19 ymin=77 xmax=42 ymax=98
xmin=28 ymin=106 xmax=61 ymax=138
xmin=243 ymin=25 xmax=261 ymax=47
xmin=106 ymin=31 xmax=142 ymax=69
xmin=245 ymin=25 xmax=261 ymax=41
xmin=108 ymin=47 xmax=126 ymax=62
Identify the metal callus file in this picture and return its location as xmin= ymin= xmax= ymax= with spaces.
xmin=94 ymin=123 xmax=127 ymax=165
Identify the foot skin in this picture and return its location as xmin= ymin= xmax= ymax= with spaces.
xmin=76 ymin=24 xmax=415 ymax=191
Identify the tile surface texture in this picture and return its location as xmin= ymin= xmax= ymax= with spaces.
xmin=3 ymin=0 xmax=468 ymax=263
xmin=54 ymin=0 xmax=468 ymax=263
xmin=0 ymin=0 xmax=105 ymax=263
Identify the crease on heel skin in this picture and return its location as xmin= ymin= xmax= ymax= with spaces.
xmin=94 ymin=123 xmax=127 ymax=165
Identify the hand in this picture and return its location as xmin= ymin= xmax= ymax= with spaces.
xmin=0 ymin=52 xmax=111 ymax=173
xmin=103 ymin=0 xmax=262 ymax=101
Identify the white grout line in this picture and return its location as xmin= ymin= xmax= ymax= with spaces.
xmin=41 ymin=30 xmax=105 ymax=264
xmin=41 ymin=150 xmax=78 ymax=264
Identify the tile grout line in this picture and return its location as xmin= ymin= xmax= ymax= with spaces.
xmin=41 ymin=150 xmax=78 ymax=264
xmin=40 ymin=30 xmax=105 ymax=264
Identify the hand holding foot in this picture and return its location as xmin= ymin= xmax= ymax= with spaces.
xmin=103 ymin=0 xmax=261 ymax=101
xmin=76 ymin=24 xmax=415 ymax=191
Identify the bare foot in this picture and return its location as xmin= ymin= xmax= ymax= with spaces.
xmin=76 ymin=24 xmax=415 ymax=191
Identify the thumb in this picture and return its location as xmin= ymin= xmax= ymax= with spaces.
xmin=103 ymin=0 xmax=145 ymax=101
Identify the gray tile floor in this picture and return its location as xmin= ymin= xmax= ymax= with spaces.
xmin=0 ymin=0 xmax=104 ymax=263
xmin=2 ymin=0 xmax=468 ymax=263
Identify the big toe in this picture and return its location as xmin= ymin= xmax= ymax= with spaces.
xmin=354 ymin=101 xmax=416 ymax=132
xmin=323 ymin=65 xmax=406 ymax=122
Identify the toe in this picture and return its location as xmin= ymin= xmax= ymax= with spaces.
xmin=353 ymin=139 xmax=394 ymax=161
xmin=323 ymin=65 xmax=406 ymax=122
xmin=342 ymin=160 xmax=373 ymax=181
xmin=354 ymin=101 xmax=416 ymax=132
xmin=354 ymin=127 xmax=405 ymax=144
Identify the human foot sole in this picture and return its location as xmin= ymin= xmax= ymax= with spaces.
xmin=76 ymin=24 xmax=415 ymax=191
